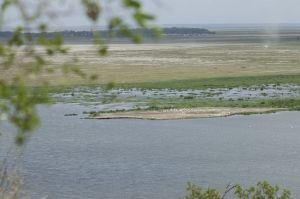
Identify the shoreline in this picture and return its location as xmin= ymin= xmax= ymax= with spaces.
xmin=87 ymin=107 xmax=284 ymax=120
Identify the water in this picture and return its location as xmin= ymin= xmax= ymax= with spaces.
xmin=1 ymin=104 xmax=300 ymax=199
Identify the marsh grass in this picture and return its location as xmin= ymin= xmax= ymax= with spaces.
xmin=146 ymin=97 xmax=300 ymax=109
xmin=117 ymin=74 xmax=300 ymax=90
xmin=32 ymin=73 xmax=300 ymax=96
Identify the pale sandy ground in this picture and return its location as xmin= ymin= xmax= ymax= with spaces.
xmin=3 ymin=43 xmax=300 ymax=86
xmin=89 ymin=107 xmax=282 ymax=120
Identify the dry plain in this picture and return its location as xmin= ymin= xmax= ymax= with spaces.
xmin=5 ymin=41 xmax=299 ymax=86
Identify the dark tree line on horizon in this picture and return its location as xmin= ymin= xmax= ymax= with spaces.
xmin=0 ymin=27 xmax=215 ymax=42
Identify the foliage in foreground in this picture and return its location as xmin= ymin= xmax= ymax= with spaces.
xmin=180 ymin=181 xmax=291 ymax=199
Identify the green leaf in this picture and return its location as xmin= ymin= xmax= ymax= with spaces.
xmin=123 ymin=0 xmax=141 ymax=9
xmin=81 ymin=0 xmax=101 ymax=22
xmin=1 ymin=0 xmax=15 ymax=11
xmin=8 ymin=26 xmax=24 ymax=46
xmin=133 ymin=11 xmax=155 ymax=27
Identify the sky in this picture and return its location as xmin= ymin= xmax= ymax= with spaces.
xmin=3 ymin=0 xmax=300 ymax=29
xmin=145 ymin=0 xmax=300 ymax=24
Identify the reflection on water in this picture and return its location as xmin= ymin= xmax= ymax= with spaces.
xmin=1 ymin=104 xmax=300 ymax=199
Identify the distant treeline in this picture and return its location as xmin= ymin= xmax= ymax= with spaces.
xmin=162 ymin=27 xmax=215 ymax=35
xmin=0 ymin=27 xmax=215 ymax=41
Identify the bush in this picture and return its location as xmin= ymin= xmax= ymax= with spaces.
xmin=180 ymin=181 xmax=291 ymax=199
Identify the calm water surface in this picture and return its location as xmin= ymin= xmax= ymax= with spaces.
xmin=1 ymin=104 xmax=300 ymax=199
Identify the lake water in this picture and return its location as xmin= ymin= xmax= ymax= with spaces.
xmin=1 ymin=104 xmax=300 ymax=199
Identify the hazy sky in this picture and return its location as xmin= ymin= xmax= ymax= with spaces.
xmin=146 ymin=0 xmax=300 ymax=24
xmin=4 ymin=0 xmax=300 ymax=28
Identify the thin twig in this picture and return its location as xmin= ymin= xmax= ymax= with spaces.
xmin=221 ymin=183 xmax=238 ymax=199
